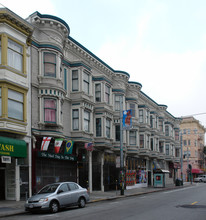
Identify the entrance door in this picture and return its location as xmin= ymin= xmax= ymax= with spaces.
xmin=0 ymin=169 xmax=5 ymax=200
xmin=20 ymin=166 xmax=29 ymax=201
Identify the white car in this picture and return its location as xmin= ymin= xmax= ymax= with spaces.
xmin=194 ymin=175 xmax=206 ymax=182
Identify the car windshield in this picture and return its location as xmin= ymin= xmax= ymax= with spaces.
xmin=38 ymin=184 xmax=60 ymax=194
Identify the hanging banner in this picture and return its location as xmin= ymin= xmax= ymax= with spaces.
xmin=54 ymin=138 xmax=63 ymax=154
xmin=41 ymin=137 xmax=51 ymax=151
xmin=84 ymin=143 xmax=93 ymax=151
xmin=123 ymin=110 xmax=132 ymax=130
xmin=65 ymin=140 xmax=74 ymax=155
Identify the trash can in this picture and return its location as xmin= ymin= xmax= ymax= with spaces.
xmin=175 ymin=178 xmax=183 ymax=186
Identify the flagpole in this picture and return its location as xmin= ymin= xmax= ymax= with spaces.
xmin=120 ymin=95 xmax=124 ymax=195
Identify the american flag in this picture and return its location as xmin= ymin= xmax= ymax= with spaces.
xmin=84 ymin=143 xmax=93 ymax=151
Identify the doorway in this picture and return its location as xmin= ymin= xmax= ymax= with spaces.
xmin=0 ymin=169 xmax=5 ymax=200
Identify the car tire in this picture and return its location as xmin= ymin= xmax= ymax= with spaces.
xmin=50 ymin=200 xmax=59 ymax=213
xmin=78 ymin=197 xmax=86 ymax=208
xmin=200 ymin=179 xmax=203 ymax=182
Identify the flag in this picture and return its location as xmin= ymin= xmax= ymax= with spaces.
xmin=54 ymin=138 xmax=63 ymax=154
xmin=123 ymin=109 xmax=132 ymax=130
xmin=84 ymin=143 xmax=93 ymax=151
xmin=41 ymin=137 xmax=51 ymax=151
xmin=65 ymin=140 xmax=74 ymax=155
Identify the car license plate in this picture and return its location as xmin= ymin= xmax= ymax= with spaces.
xmin=29 ymin=204 xmax=34 ymax=208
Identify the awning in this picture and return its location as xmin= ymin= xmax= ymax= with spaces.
xmin=0 ymin=136 xmax=27 ymax=158
xmin=191 ymin=168 xmax=204 ymax=174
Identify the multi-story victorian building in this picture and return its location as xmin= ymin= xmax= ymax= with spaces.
xmin=180 ymin=117 xmax=206 ymax=181
xmin=0 ymin=8 xmax=181 ymax=200
xmin=0 ymin=8 xmax=33 ymax=201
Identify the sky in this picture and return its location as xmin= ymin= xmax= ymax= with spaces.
xmin=1 ymin=0 xmax=206 ymax=127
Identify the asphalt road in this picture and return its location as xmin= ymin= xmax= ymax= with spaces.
xmin=5 ymin=183 xmax=206 ymax=220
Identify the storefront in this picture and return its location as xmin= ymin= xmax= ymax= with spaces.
xmin=32 ymin=136 xmax=77 ymax=193
xmin=0 ymin=136 xmax=27 ymax=201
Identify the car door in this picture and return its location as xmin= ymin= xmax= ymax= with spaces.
xmin=57 ymin=183 xmax=70 ymax=207
xmin=68 ymin=183 xmax=81 ymax=204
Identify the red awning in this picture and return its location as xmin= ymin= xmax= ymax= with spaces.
xmin=191 ymin=168 xmax=204 ymax=174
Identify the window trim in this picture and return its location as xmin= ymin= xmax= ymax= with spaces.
xmin=43 ymin=52 xmax=56 ymax=78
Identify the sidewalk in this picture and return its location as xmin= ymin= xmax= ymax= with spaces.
xmin=0 ymin=182 xmax=194 ymax=218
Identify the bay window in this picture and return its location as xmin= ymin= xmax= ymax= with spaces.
xmin=44 ymin=52 xmax=56 ymax=77
xmin=95 ymin=84 xmax=101 ymax=102
xmin=139 ymin=109 xmax=143 ymax=123
xmin=8 ymin=39 xmax=23 ymax=72
xmin=129 ymin=131 xmax=136 ymax=145
xmin=84 ymin=110 xmax=90 ymax=132
xmin=83 ymin=72 xmax=89 ymax=94
xmin=72 ymin=109 xmax=79 ymax=130
xmin=72 ymin=70 xmax=78 ymax=91
xmin=115 ymin=125 xmax=120 ymax=141
xmin=115 ymin=95 xmax=121 ymax=111
xmin=106 ymin=118 xmax=111 ymax=138
xmin=140 ymin=134 xmax=144 ymax=148
xmin=96 ymin=118 xmax=101 ymax=137
xmin=44 ymin=98 xmax=56 ymax=123
xmin=8 ymin=89 xmax=23 ymax=120
xmin=105 ymin=85 xmax=110 ymax=104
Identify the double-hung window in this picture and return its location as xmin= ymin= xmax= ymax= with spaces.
xmin=84 ymin=110 xmax=90 ymax=132
xmin=130 ymin=104 xmax=135 ymax=117
xmin=115 ymin=95 xmax=121 ymax=111
xmin=96 ymin=118 xmax=101 ymax=137
xmin=44 ymin=53 xmax=56 ymax=77
xmin=8 ymin=89 xmax=24 ymax=120
xmin=166 ymin=144 xmax=170 ymax=155
xmin=106 ymin=118 xmax=111 ymax=138
xmin=115 ymin=125 xmax=120 ymax=141
xmin=105 ymin=85 xmax=110 ymax=104
xmin=139 ymin=109 xmax=143 ymax=123
xmin=64 ymin=68 xmax=67 ymax=91
xmin=95 ymin=84 xmax=101 ymax=102
xmin=72 ymin=109 xmax=79 ymax=130
xmin=44 ymin=98 xmax=56 ymax=123
xmin=8 ymin=39 xmax=23 ymax=72
xmin=140 ymin=134 xmax=144 ymax=148
xmin=72 ymin=70 xmax=78 ymax=91
xmin=0 ymin=88 xmax=1 ymax=116
xmin=83 ymin=72 xmax=89 ymax=94
xmin=129 ymin=131 xmax=136 ymax=145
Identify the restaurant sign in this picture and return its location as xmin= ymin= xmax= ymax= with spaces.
xmin=38 ymin=151 xmax=77 ymax=161
xmin=0 ymin=136 xmax=27 ymax=158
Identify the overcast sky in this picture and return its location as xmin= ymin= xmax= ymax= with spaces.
xmin=1 ymin=0 xmax=206 ymax=127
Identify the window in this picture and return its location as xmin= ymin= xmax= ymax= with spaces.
xmin=84 ymin=110 xmax=90 ymax=132
xmin=0 ymin=38 xmax=1 ymax=65
xmin=188 ymin=129 xmax=190 ymax=135
xmin=106 ymin=118 xmax=111 ymax=138
xmin=72 ymin=109 xmax=79 ymax=130
xmin=139 ymin=109 xmax=143 ymax=123
xmin=64 ymin=68 xmax=67 ymax=90
xmin=0 ymin=88 xmax=1 ymax=116
xmin=166 ymin=144 xmax=169 ymax=155
xmin=8 ymin=89 xmax=23 ymax=120
xmin=44 ymin=52 xmax=56 ymax=77
xmin=115 ymin=125 xmax=120 ymax=141
xmin=140 ymin=134 xmax=144 ymax=148
xmin=130 ymin=104 xmax=135 ymax=117
xmin=184 ymin=140 xmax=187 ymax=146
xmin=183 ymin=129 xmax=187 ymax=134
xmin=115 ymin=95 xmax=121 ymax=111
xmin=95 ymin=84 xmax=101 ymax=102
xmin=83 ymin=72 xmax=89 ymax=94
xmin=105 ymin=85 xmax=110 ymax=104
xmin=72 ymin=70 xmax=78 ymax=91
xmin=96 ymin=118 xmax=101 ymax=137
xmin=165 ymin=125 xmax=169 ymax=136
xmin=44 ymin=98 xmax=56 ymax=123
xmin=150 ymin=115 xmax=153 ymax=128
xmin=129 ymin=131 xmax=136 ymax=145
xmin=59 ymin=183 xmax=69 ymax=192
xmin=188 ymin=140 xmax=191 ymax=146
xmin=150 ymin=138 xmax=154 ymax=151
xmin=68 ymin=183 xmax=79 ymax=191
xmin=159 ymin=120 xmax=163 ymax=132
xmin=8 ymin=39 xmax=23 ymax=72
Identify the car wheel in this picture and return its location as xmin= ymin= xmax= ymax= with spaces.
xmin=78 ymin=197 xmax=86 ymax=208
xmin=200 ymin=179 xmax=203 ymax=182
xmin=50 ymin=200 xmax=59 ymax=213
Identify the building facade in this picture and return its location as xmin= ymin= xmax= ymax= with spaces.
xmin=0 ymin=8 xmax=181 ymax=201
xmin=0 ymin=8 xmax=33 ymax=201
xmin=180 ymin=117 xmax=206 ymax=181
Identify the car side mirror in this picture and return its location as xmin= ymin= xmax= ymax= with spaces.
xmin=58 ymin=189 xmax=64 ymax=194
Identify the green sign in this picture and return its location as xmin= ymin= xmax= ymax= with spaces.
xmin=0 ymin=136 xmax=27 ymax=158
xmin=38 ymin=151 xmax=77 ymax=161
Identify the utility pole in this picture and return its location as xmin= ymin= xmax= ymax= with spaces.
xmin=120 ymin=95 xmax=124 ymax=195
xmin=180 ymin=132 xmax=183 ymax=180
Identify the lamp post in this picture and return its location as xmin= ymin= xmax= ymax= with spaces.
xmin=120 ymin=95 xmax=124 ymax=195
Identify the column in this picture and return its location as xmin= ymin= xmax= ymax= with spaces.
xmin=88 ymin=151 xmax=92 ymax=193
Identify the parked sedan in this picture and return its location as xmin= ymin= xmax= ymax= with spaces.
xmin=194 ymin=175 xmax=206 ymax=182
xmin=25 ymin=182 xmax=89 ymax=213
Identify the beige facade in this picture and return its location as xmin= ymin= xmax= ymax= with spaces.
xmin=180 ymin=117 xmax=206 ymax=181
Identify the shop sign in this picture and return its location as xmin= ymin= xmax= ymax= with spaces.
xmin=1 ymin=156 xmax=11 ymax=163
xmin=38 ymin=151 xmax=77 ymax=161
xmin=0 ymin=136 xmax=27 ymax=158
